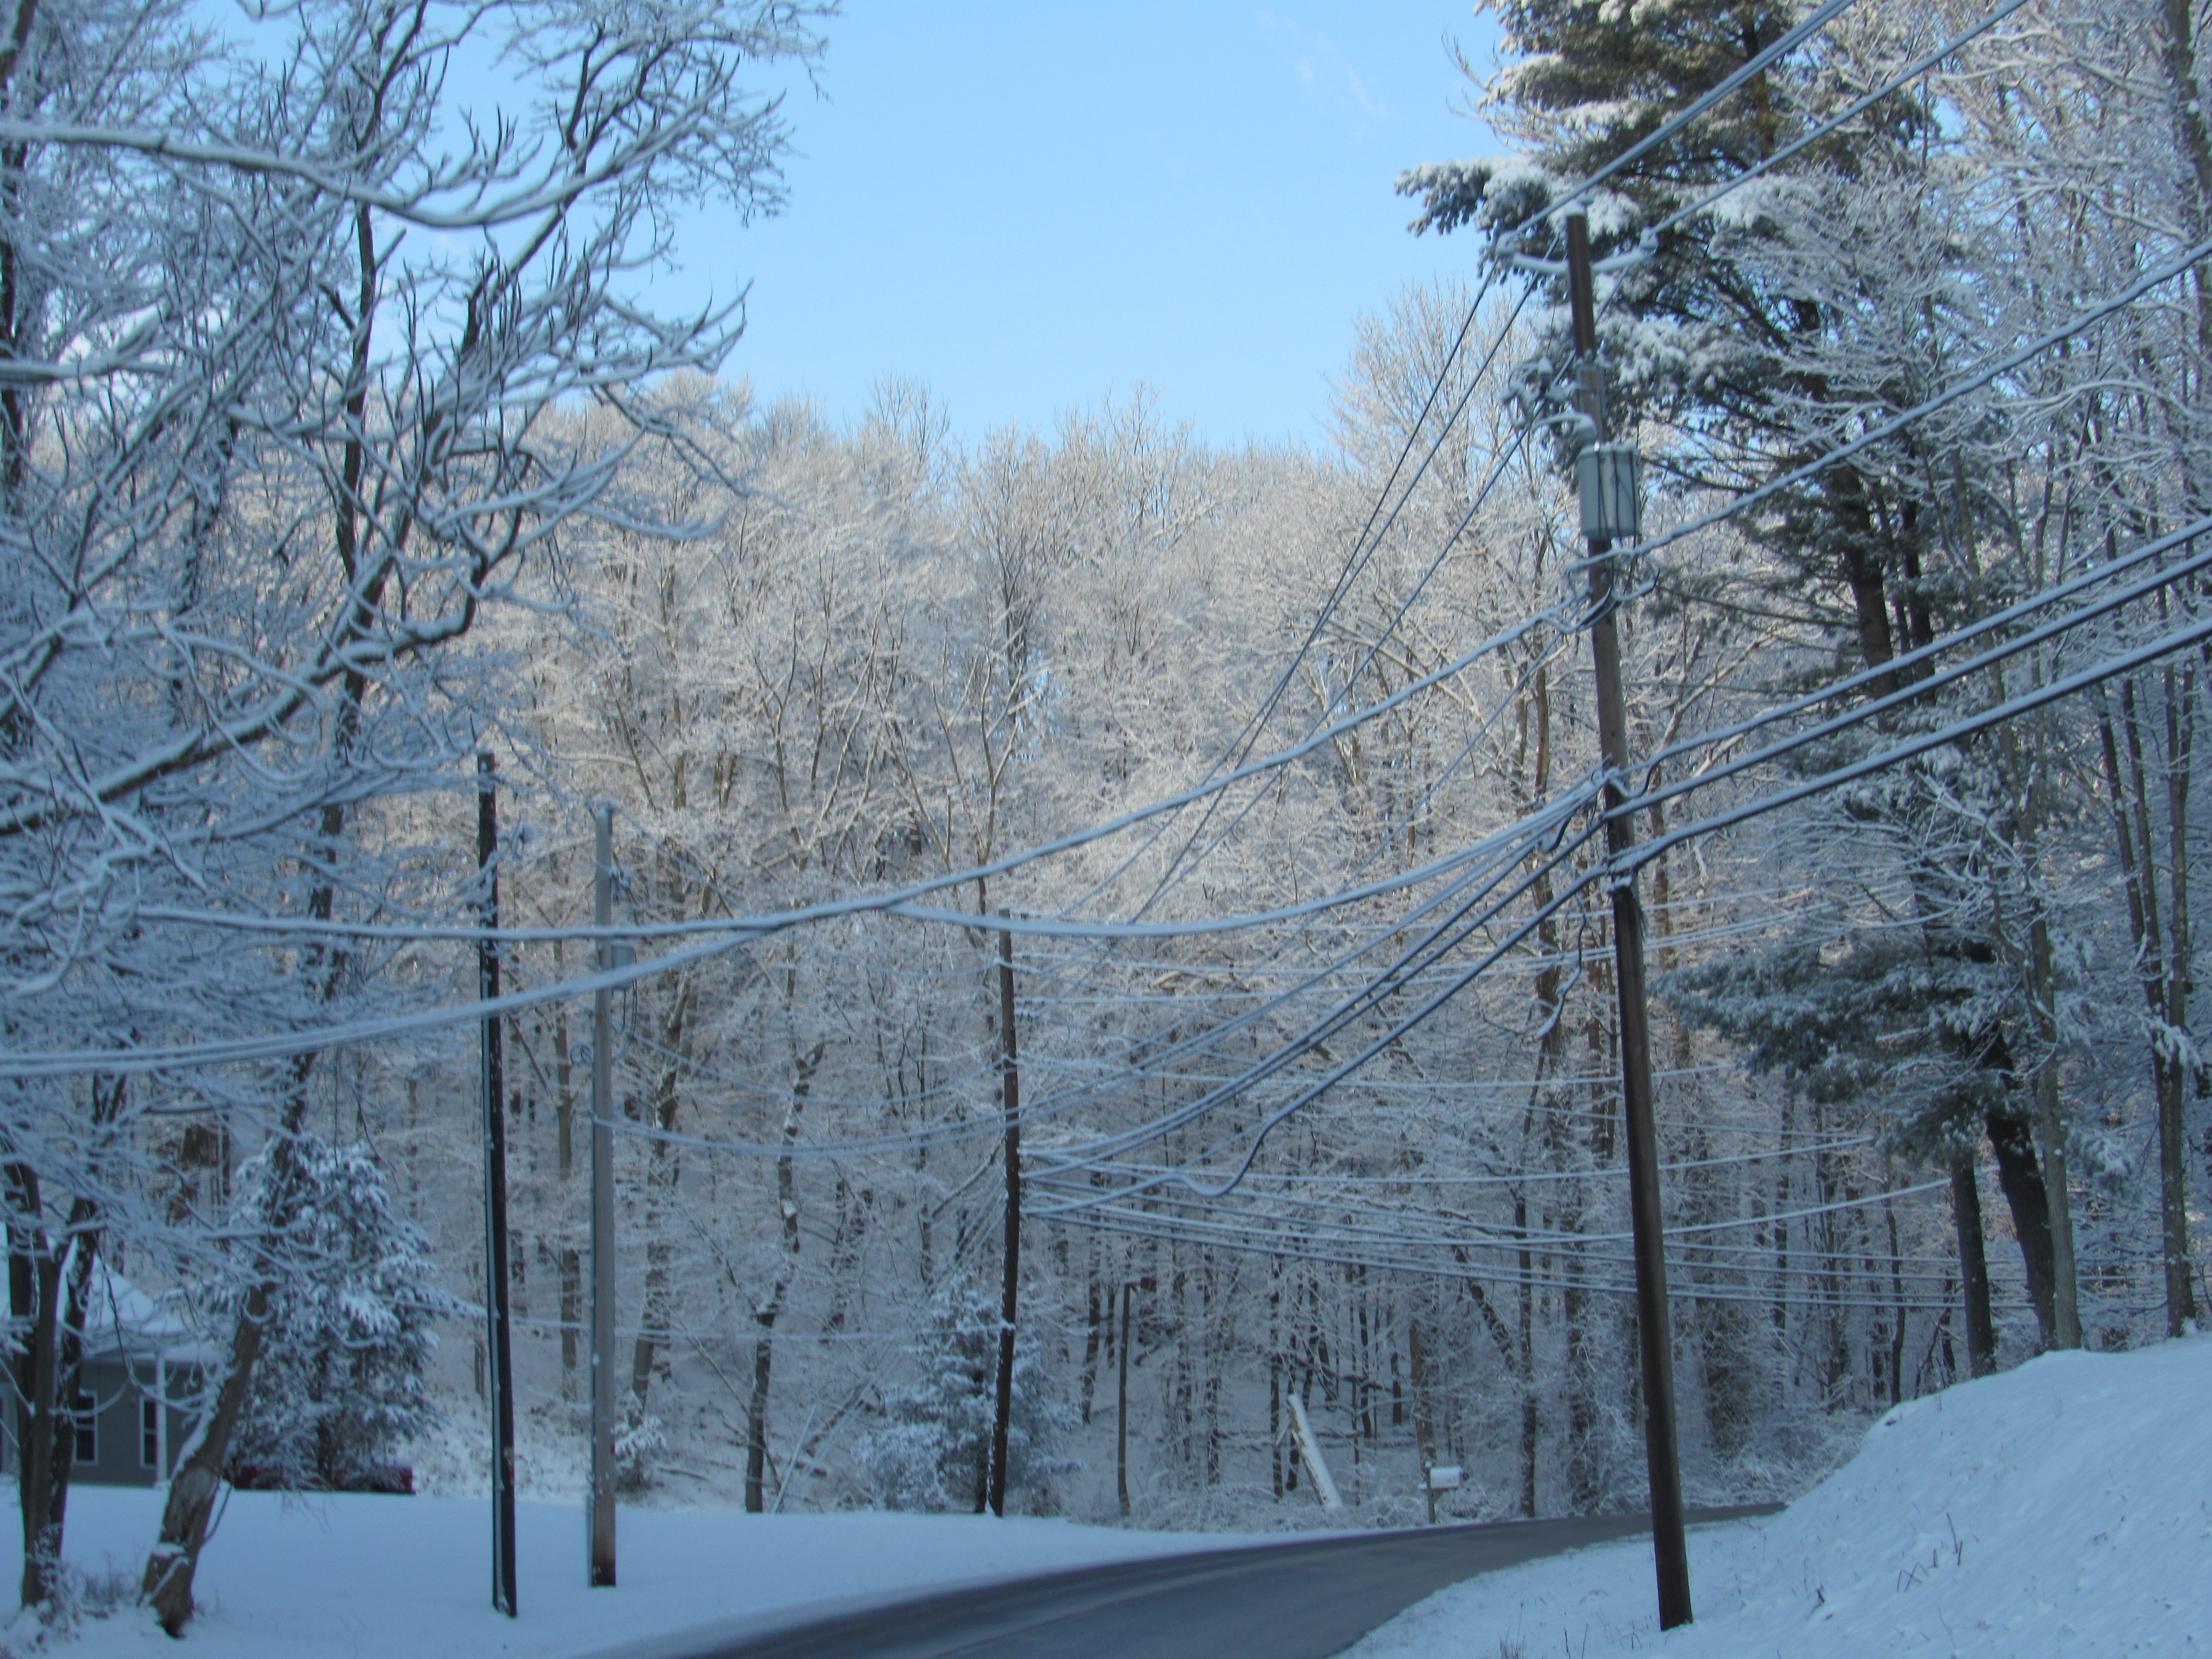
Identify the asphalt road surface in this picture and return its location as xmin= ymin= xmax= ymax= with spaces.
xmin=681 ymin=1505 xmax=1777 ymax=1659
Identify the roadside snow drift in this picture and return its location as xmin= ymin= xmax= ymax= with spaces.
xmin=2 ymin=1494 xmax=1250 ymax=1659
xmin=1349 ymin=1333 xmax=2212 ymax=1658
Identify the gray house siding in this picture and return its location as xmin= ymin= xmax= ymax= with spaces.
xmin=1 ymin=1356 xmax=202 ymax=1488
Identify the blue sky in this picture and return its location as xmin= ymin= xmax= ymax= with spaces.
xmin=691 ymin=4 xmax=1504 ymax=448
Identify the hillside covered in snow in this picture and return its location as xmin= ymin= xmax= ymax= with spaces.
xmin=1349 ymin=1334 xmax=2212 ymax=1658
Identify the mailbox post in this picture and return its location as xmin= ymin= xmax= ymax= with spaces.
xmin=1423 ymin=1461 xmax=1462 ymax=1526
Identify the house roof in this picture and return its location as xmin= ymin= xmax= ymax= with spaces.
xmin=79 ymin=1263 xmax=212 ymax=1368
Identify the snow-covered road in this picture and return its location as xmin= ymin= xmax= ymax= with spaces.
xmin=671 ymin=1510 xmax=1773 ymax=1659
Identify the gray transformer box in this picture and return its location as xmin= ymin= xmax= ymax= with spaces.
xmin=1576 ymin=445 xmax=1644 ymax=541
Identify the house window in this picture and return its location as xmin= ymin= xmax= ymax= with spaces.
xmin=70 ymin=1389 xmax=95 ymax=1466
xmin=141 ymin=1397 xmax=159 ymax=1470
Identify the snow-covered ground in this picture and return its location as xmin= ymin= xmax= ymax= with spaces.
xmin=1347 ymin=1333 xmax=2212 ymax=1659
xmin=12 ymin=1333 xmax=2206 ymax=1658
xmin=4 ymin=1492 xmax=1254 ymax=1658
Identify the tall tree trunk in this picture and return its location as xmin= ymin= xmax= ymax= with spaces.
xmin=144 ymin=1281 xmax=271 ymax=1630
xmin=1268 ymin=1262 xmax=1283 ymax=1500
xmin=1985 ymin=1103 xmax=2056 ymax=1346
xmin=2160 ymin=658 xmax=2200 ymax=1318
xmin=744 ymin=1044 xmax=816 ymax=1513
xmin=628 ymin=986 xmax=692 ymax=1405
xmin=144 ymin=169 xmax=399 ymax=1629
xmin=148 ymin=918 xmax=341 ymax=1631
xmin=1407 ymin=1312 xmax=1434 ymax=1469
xmin=7 ymin=1160 xmax=101 ymax=1609
xmin=1773 ymin=1094 xmax=1792 ymax=1352
xmin=559 ymin=1251 xmax=582 ymax=1394
xmin=1513 ymin=659 xmax=1560 ymax=1519
xmin=1561 ymin=1247 xmax=1596 ymax=1511
xmin=1116 ymin=1282 xmax=1132 ymax=1518
xmin=1996 ymin=624 xmax=2081 ymax=1350
xmin=8 ymin=1160 xmax=53 ymax=1607
xmin=553 ymin=955 xmax=580 ymax=1389
xmin=1949 ymin=1151 xmax=1998 ymax=1377
xmin=40 ymin=1229 xmax=98 ymax=1589
xmin=1516 ymin=1179 xmax=1538 ymax=1519
xmin=1829 ymin=468 xmax=1900 ymax=697
xmin=2097 ymin=687 xmax=2198 ymax=1333
xmin=2027 ymin=912 xmax=2082 ymax=1349
xmin=1078 ymin=1275 xmax=1102 ymax=1426
xmin=1885 ymin=1174 xmax=1908 ymax=1406
xmin=743 ymin=1307 xmax=776 ymax=1513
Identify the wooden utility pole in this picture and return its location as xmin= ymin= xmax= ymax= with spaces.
xmin=589 ymin=805 xmax=617 ymax=1587
xmin=477 ymin=755 xmax=517 ymax=1617
xmin=988 ymin=920 xmax=1021 ymax=1517
xmin=1565 ymin=210 xmax=1692 ymax=1630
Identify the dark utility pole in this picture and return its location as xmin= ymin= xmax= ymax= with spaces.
xmin=588 ymin=805 xmax=617 ymax=1587
xmin=477 ymin=754 xmax=517 ymax=1618
xmin=988 ymin=920 xmax=1021 ymax=1517
xmin=1564 ymin=210 xmax=1692 ymax=1630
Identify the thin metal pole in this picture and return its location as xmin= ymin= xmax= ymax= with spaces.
xmin=988 ymin=919 xmax=1021 ymax=1518
xmin=1565 ymin=210 xmax=1691 ymax=1631
xmin=477 ymin=754 xmax=517 ymax=1618
xmin=589 ymin=805 xmax=617 ymax=1587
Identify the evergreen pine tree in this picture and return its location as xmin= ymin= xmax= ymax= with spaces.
xmin=855 ymin=1271 xmax=1078 ymax=1514
xmin=1398 ymin=0 xmax=1949 ymax=664
xmin=223 ymin=1137 xmax=460 ymax=1490
xmin=1402 ymin=2 xmax=2069 ymax=1348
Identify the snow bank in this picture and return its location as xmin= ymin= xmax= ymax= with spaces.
xmin=9 ymin=1490 xmax=1251 ymax=1659
xmin=1348 ymin=1334 xmax=2212 ymax=1658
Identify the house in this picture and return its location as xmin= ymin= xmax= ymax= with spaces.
xmin=0 ymin=1267 xmax=208 ymax=1488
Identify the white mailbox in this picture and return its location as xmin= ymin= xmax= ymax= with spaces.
xmin=1575 ymin=445 xmax=1643 ymax=541
xmin=1427 ymin=1464 xmax=1463 ymax=1491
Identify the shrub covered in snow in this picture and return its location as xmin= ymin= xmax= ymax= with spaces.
xmin=614 ymin=1396 xmax=667 ymax=1494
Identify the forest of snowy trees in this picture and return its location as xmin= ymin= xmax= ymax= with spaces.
xmin=2 ymin=0 xmax=2210 ymax=1635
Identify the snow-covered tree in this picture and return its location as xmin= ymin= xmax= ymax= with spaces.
xmin=0 ymin=0 xmax=827 ymax=1625
xmin=224 ymin=1137 xmax=459 ymax=1491
xmin=1390 ymin=0 xmax=2172 ymax=1365
xmin=854 ymin=1271 xmax=1077 ymax=1515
